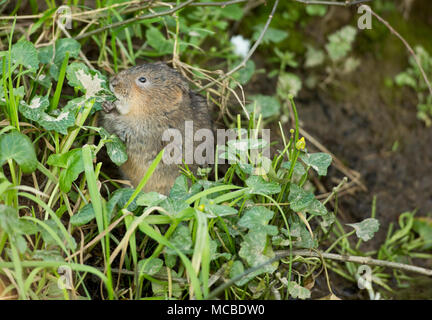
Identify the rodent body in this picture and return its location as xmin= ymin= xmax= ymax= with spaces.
xmin=99 ymin=62 xmax=213 ymax=194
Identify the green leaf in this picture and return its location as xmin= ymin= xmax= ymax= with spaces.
xmin=38 ymin=109 xmax=76 ymax=135
xmin=395 ymin=72 xmax=417 ymax=88
xmin=246 ymin=94 xmax=280 ymax=118
xmin=288 ymin=281 xmax=311 ymax=299
xmin=99 ymin=128 xmax=128 ymax=166
xmin=40 ymin=219 xmax=77 ymax=249
xmin=47 ymin=149 xmax=84 ymax=192
xmin=325 ymin=25 xmax=357 ymax=62
xmin=146 ymin=27 xmax=174 ymax=55
xmin=11 ymin=40 xmax=39 ymax=71
xmin=233 ymin=60 xmax=255 ymax=85
xmin=289 ymin=214 xmax=317 ymax=248
xmin=277 ymin=73 xmax=302 ymax=98
xmin=300 ymin=152 xmax=332 ymax=176
xmin=239 ymin=231 xmax=277 ymax=273
xmin=137 ymin=258 xmax=163 ymax=276
xmin=246 ymin=175 xmax=281 ymax=195
xmin=110 ymin=188 xmax=140 ymax=211
xmin=288 ymin=184 xmax=327 ymax=216
xmin=19 ymin=95 xmax=50 ymax=121
xmin=238 ymin=206 xmax=278 ymax=235
xmin=136 ymin=191 xmax=167 ymax=207
xmin=347 ymin=218 xmax=380 ymax=242
xmin=281 ymin=161 xmax=306 ymax=177
xmin=305 ymin=45 xmax=325 ymax=68
xmin=252 ymin=25 xmax=288 ymax=44
xmin=66 ymin=62 xmax=108 ymax=97
xmin=70 ymin=203 xmax=94 ymax=226
xmin=165 ymin=224 xmax=192 ymax=255
xmin=0 ymin=131 xmax=37 ymax=173
xmin=203 ymin=201 xmax=237 ymax=218
xmin=218 ymin=4 xmax=243 ymax=20
xmin=169 ymin=175 xmax=202 ymax=201
xmin=305 ymin=4 xmax=327 ymax=16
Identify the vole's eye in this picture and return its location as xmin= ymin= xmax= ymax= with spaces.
xmin=138 ymin=76 xmax=147 ymax=83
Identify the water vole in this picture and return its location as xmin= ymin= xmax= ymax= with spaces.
xmin=99 ymin=62 xmax=213 ymax=194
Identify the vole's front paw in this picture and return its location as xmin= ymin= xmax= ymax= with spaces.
xmin=102 ymin=101 xmax=116 ymax=113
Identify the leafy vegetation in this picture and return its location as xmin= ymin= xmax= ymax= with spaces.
xmin=0 ymin=0 xmax=431 ymax=300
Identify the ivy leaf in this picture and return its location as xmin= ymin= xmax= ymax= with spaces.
xmin=11 ymin=40 xmax=39 ymax=71
xmin=277 ymin=73 xmax=302 ymax=98
xmin=38 ymin=38 xmax=81 ymax=80
xmin=300 ymin=153 xmax=332 ymax=176
xmin=165 ymin=224 xmax=193 ymax=255
xmin=137 ymin=258 xmax=163 ymax=276
xmin=305 ymin=45 xmax=325 ymax=68
xmin=159 ymin=198 xmax=190 ymax=215
xmin=326 ymin=25 xmax=357 ymax=62
xmin=110 ymin=188 xmax=140 ymax=212
xmin=66 ymin=62 xmax=109 ymax=98
xmin=19 ymin=95 xmax=50 ymax=121
xmin=238 ymin=206 xmax=278 ymax=235
xmin=246 ymin=175 xmax=281 ymax=195
xmin=347 ymin=218 xmax=380 ymax=242
xmin=281 ymin=160 xmax=306 ymax=177
xmin=70 ymin=203 xmax=94 ymax=226
xmin=288 ymin=281 xmax=311 ymax=299
xmin=288 ymin=184 xmax=327 ymax=216
xmin=239 ymin=231 xmax=277 ymax=273
xmin=203 ymin=202 xmax=237 ymax=218
xmin=169 ymin=175 xmax=202 ymax=201
xmin=0 ymin=131 xmax=37 ymax=173
xmin=137 ymin=192 xmax=167 ymax=207
xmin=47 ymin=149 xmax=84 ymax=192
xmin=99 ymin=128 xmax=128 ymax=166
xmin=38 ymin=110 xmax=76 ymax=135
xmin=246 ymin=94 xmax=280 ymax=118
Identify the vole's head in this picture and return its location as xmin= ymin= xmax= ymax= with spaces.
xmin=109 ymin=62 xmax=189 ymax=116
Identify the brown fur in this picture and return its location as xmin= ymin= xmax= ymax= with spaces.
xmin=99 ymin=63 xmax=213 ymax=194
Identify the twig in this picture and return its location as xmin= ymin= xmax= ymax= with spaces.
xmin=75 ymin=0 xmax=195 ymax=40
xmin=200 ymin=0 xmax=280 ymax=92
xmin=282 ymin=250 xmax=432 ymax=277
xmin=291 ymin=0 xmax=372 ymax=6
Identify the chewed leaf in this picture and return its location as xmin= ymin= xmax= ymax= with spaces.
xmin=0 ymin=131 xmax=37 ymax=173
xmin=11 ymin=40 xmax=39 ymax=71
xmin=19 ymin=95 xmax=49 ymax=121
xmin=38 ymin=110 xmax=75 ymax=135
xmin=66 ymin=62 xmax=108 ymax=98
xmin=300 ymin=152 xmax=332 ymax=176
xmin=347 ymin=218 xmax=380 ymax=242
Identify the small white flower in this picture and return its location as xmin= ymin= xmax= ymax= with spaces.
xmin=230 ymin=35 xmax=250 ymax=58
